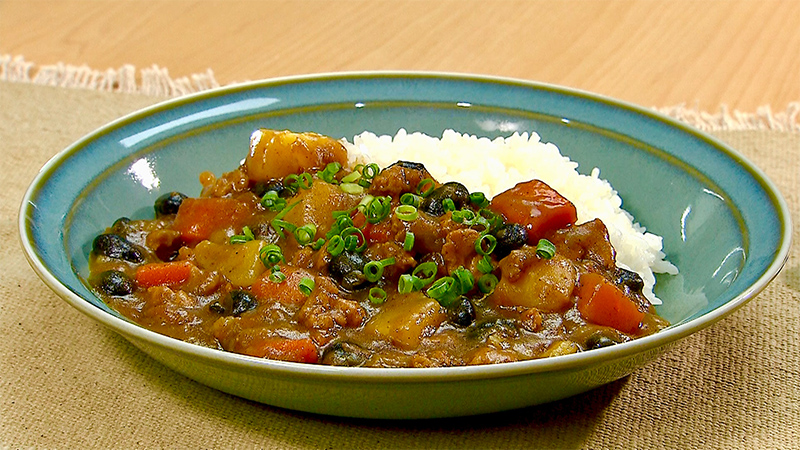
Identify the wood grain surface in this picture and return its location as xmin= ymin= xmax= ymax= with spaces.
xmin=2 ymin=0 xmax=799 ymax=111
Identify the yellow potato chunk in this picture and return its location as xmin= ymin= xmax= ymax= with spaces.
xmin=491 ymin=254 xmax=577 ymax=312
xmin=245 ymin=129 xmax=348 ymax=182
xmin=193 ymin=239 xmax=266 ymax=287
xmin=365 ymin=292 xmax=447 ymax=350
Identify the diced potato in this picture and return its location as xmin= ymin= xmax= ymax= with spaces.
xmin=281 ymin=180 xmax=361 ymax=239
xmin=193 ymin=240 xmax=266 ymax=287
xmin=491 ymin=254 xmax=577 ymax=312
xmin=538 ymin=340 xmax=580 ymax=358
xmin=245 ymin=129 xmax=348 ymax=182
xmin=364 ymin=292 xmax=447 ymax=350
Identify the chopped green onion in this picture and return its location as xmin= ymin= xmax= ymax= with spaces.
xmin=364 ymin=196 xmax=391 ymax=224
xmin=326 ymin=213 xmax=354 ymax=239
xmin=452 ymin=208 xmax=476 ymax=225
xmin=479 ymin=209 xmax=504 ymax=232
xmin=269 ymin=268 xmax=287 ymax=283
xmin=229 ymin=226 xmax=255 ymax=244
xmin=412 ymin=261 xmax=438 ymax=287
xmin=327 ymin=235 xmax=345 ymax=256
xmin=298 ymin=172 xmax=313 ymax=189
xmin=340 ymin=182 xmax=364 ymax=194
xmin=442 ymin=198 xmax=456 ymax=212
xmin=398 ymin=274 xmax=416 ymax=294
xmin=343 ymin=234 xmax=359 ymax=251
xmin=259 ymin=244 xmax=284 ymax=269
xmin=270 ymin=200 xmax=300 ymax=238
xmin=310 ymin=238 xmax=326 ymax=251
xmin=368 ymin=287 xmax=388 ymax=304
xmin=271 ymin=219 xmax=297 ymax=238
xmin=403 ymin=231 xmax=415 ymax=251
xmin=427 ymin=276 xmax=458 ymax=307
xmin=298 ymin=277 xmax=315 ymax=296
xmin=469 ymin=192 xmax=489 ymax=208
xmin=364 ymin=257 xmax=396 ymax=283
xmin=260 ymin=190 xmax=287 ymax=212
xmin=477 ymin=273 xmax=499 ymax=294
xmin=284 ymin=174 xmax=300 ymax=192
xmin=340 ymin=170 xmax=361 ymax=184
xmin=535 ymin=238 xmax=557 ymax=259
xmin=474 ymin=233 xmax=497 ymax=256
xmin=317 ymin=162 xmax=342 ymax=184
xmin=294 ymin=224 xmax=317 ymax=246
xmin=451 ymin=266 xmax=474 ymax=294
xmin=416 ymin=178 xmax=435 ymax=197
xmin=362 ymin=163 xmax=381 ymax=181
xmin=476 ymin=255 xmax=494 ymax=274
xmin=395 ymin=205 xmax=419 ymax=221
xmin=340 ymin=226 xmax=367 ymax=252
xmin=400 ymin=193 xmax=421 ymax=208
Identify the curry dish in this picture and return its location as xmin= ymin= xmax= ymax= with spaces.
xmin=88 ymin=129 xmax=669 ymax=367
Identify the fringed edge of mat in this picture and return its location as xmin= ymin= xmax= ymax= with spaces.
xmin=3 ymin=54 xmax=799 ymax=132
xmin=0 ymin=54 xmax=219 ymax=97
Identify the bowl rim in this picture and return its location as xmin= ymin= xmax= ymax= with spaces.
xmin=18 ymin=70 xmax=793 ymax=382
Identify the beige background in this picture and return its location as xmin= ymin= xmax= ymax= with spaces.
xmin=3 ymin=0 xmax=800 ymax=112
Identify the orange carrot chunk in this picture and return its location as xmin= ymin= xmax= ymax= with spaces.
xmin=135 ymin=261 xmax=194 ymax=288
xmin=577 ymin=272 xmax=645 ymax=334
xmin=172 ymin=197 xmax=253 ymax=245
xmin=489 ymin=179 xmax=578 ymax=244
xmin=243 ymin=337 xmax=319 ymax=363
xmin=250 ymin=266 xmax=314 ymax=306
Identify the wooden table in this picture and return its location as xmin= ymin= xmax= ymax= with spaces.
xmin=3 ymin=0 xmax=799 ymax=112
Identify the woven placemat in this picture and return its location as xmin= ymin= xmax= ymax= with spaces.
xmin=1 ymin=81 xmax=797 ymax=449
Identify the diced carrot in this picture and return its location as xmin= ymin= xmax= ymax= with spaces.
xmin=363 ymin=221 xmax=394 ymax=244
xmin=250 ymin=266 xmax=314 ymax=306
xmin=135 ymin=260 xmax=194 ymax=288
xmin=243 ymin=337 xmax=319 ymax=363
xmin=577 ymin=272 xmax=645 ymax=334
xmin=489 ymin=180 xmax=578 ymax=244
xmin=172 ymin=197 xmax=254 ymax=245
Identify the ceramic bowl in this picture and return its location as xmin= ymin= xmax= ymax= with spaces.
xmin=19 ymin=73 xmax=791 ymax=419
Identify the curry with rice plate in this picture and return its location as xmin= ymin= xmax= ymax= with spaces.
xmin=88 ymin=129 xmax=671 ymax=367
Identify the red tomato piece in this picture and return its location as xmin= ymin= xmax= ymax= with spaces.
xmin=489 ymin=180 xmax=578 ymax=244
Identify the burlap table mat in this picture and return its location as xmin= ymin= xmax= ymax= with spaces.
xmin=1 ymin=81 xmax=797 ymax=449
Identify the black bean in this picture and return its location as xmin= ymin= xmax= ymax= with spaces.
xmin=419 ymin=182 xmax=470 ymax=216
xmin=209 ymin=301 xmax=226 ymax=314
xmin=154 ymin=191 xmax=187 ymax=216
xmin=614 ymin=268 xmax=645 ymax=292
xmin=92 ymin=234 xmax=144 ymax=263
xmin=448 ymin=296 xmax=476 ymax=327
xmin=584 ymin=331 xmax=627 ymax=350
xmin=328 ymin=250 xmax=370 ymax=291
xmin=469 ymin=318 xmax=517 ymax=339
xmin=230 ymin=290 xmax=257 ymax=316
xmin=252 ymin=180 xmax=290 ymax=198
xmin=110 ymin=217 xmax=132 ymax=234
xmin=321 ymin=341 xmax=369 ymax=367
xmin=97 ymin=270 xmax=134 ymax=296
xmin=387 ymin=160 xmax=427 ymax=172
xmin=493 ymin=223 xmax=528 ymax=257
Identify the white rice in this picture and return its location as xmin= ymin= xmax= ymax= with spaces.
xmin=343 ymin=129 xmax=678 ymax=305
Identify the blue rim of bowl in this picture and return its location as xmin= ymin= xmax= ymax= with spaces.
xmin=19 ymin=71 xmax=792 ymax=382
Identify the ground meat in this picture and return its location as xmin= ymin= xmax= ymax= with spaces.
xmin=297 ymin=277 xmax=366 ymax=343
